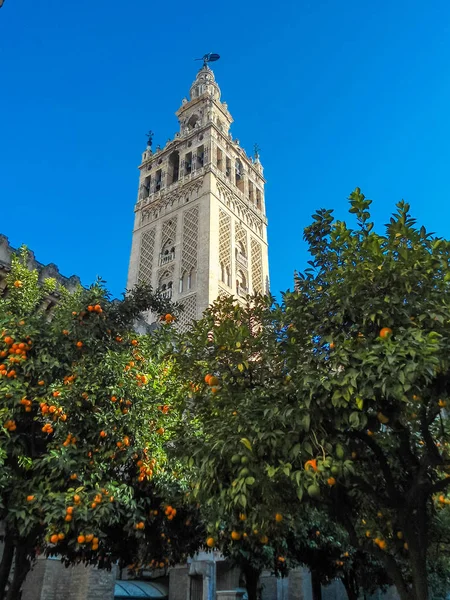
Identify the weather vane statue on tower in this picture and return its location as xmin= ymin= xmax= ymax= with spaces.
xmin=195 ymin=53 xmax=220 ymax=67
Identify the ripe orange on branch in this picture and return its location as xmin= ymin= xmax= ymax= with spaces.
xmin=379 ymin=327 xmax=392 ymax=339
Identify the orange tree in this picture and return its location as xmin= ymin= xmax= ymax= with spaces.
xmin=271 ymin=190 xmax=450 ymax=600
xmin=0 ymin=249 xmax=184 ymax=599
xmin=172 ymin=296 xmax=391 ymax=600
xmin=173 ymin=191 xmax=450 ymax=600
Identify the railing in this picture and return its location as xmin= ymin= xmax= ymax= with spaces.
xmin=159 ymin=253 xmax=175 ymax=266
xmin=160 ymin=289 xmax=173 ymax=300
xmin=236 ymin=253 xmax=248 ymax=268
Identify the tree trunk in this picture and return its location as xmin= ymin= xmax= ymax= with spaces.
xmin=378 ymin=553 xmax=411 ymax=600
xmin=408 ymin=543 xmax=429 ymax=600
xmin=403 ymin=497 xmax=429 ymax=600
xmin=341 ymin=574 xmax=358 ymax=600
xmin=311 ymin=571 xmax=322 ymax=600
xmin=5 ymin=545 xmax=31 ymax=600
xmin=0 ymin=536 xmax=14 ymax=600
xmin=242 ymin=564 xmax=260 ymax=600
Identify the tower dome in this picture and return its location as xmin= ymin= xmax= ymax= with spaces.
xmin=189 ymin=65 xmax=221 ymax=101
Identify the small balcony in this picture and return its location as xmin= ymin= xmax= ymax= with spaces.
xmin=159 ymin=252 xmax=175 ymax=266
xmin=160 ymin=289 xmax=173 ymax=300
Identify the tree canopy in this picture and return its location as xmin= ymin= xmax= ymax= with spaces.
xmin=0 ymin=249 xmax=190 ymax=599
xmin=173 ymin=190 xmax=450 ymax=600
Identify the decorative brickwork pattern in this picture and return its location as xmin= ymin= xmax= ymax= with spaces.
xmin=218 ymin=286 xmax=232 ymax=299
xmin=181 ymin=206 xmax=199 ymax=274
xmin=177 ymin=293 xmax=197 ymax=332
xmin=251 ymin=238 xmax=263 ymax=293
xmin=138 ymin=227 xmax=156 ymax=284
xmin=235 ymin=221 xmax=247 ymax=254
xmin=161 ymin=217 xmax=178 ymax=250
xmin=219 ymin=209 xmax=232 ymax=272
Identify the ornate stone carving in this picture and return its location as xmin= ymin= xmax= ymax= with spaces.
xmin=140 ymin=176 xmax=204 ymax=224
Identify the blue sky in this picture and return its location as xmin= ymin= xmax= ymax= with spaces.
xmin=1 ymin=0 xmax=450 ymax=299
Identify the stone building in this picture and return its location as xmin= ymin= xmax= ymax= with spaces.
xmin=126 ymin=62 xmax=269 ymax=329
xmin=0 ymin=234 xmax=80 ymax=298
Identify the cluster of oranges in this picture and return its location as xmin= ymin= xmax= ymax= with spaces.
xmin=137 ymin=457 xmax=156 ymax=482
xmin=19 ymin=397 xmax=32 ymax=412
xmin=204 ymin=374 xmax=220 ymax=394
xmin=164 ymin=505 xmax=177 ymax=521
xmin=148 ymin=559 xmax=167 ymax=569
xmin=157 ymin=404 xmax=170 ymax=414
xmin=136 ymin=373 xmax=148 ymax=386
xmin=62 ymin=433 xmax=76 ymax=447
xmin=65 ymin=505 xmax=75 ymax=521
xmin=134 ymin=521 xmax=145 ymax=530
xmin=42 ymin=423 xmax=54 ymax=434
xmin=77 ymin=533 xmax=100 ymax=551
xmin=117 ymin=435 xmax=130 ymax=449
xmin=1 ymin=337 xmax=31 ymax=362
xmin=63 ymin=374 xmax=76 ymax=385
xmin=0 ymin=365 xmax=16 ymax=378
xmin=49 ymin=532 xmax=66 ymax=544
xmin=4 ymin=420 xmax=16 ymax=432
xmin=40 ymin=403 xmax=67 ymax=422
xmin=87 ymin=304 xmax=103 ymax=314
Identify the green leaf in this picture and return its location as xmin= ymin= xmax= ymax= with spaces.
xmin=240 ymin=438 xmax=252 ymax=451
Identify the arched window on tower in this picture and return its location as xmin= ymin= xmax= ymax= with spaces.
xmin=167 ymin=151 xmax=180 ymax=185
xmin=187 ymin=268 xmax=196 ymax=290
xmin=160 ymin=240 xmax=175 ymax=266
xmin=235 ymin=160 xmax=244 ymax=193
xmin=140 ymin=175 xmax=151 ymax=199
xmin=235 ymin=241 xmax=247 ymax=267
xmin=256 ymin=188 xmax=262 ymax=210
xmin=158 ymin=272 xmax=173 ymax=299
xmin=187 ymin=114 xmax=200 ymax=131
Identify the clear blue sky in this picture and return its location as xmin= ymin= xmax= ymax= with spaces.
xmin=2 ymin=0 xmax=450 ymax=299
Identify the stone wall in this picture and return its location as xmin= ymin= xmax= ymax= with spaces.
xmin=0 ymin=233 xmax=81 ymax=293
xmin=21 ymin=558 xmax=116 ymax=600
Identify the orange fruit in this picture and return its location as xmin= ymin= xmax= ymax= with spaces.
xmin=231 ymin=531 xmax=241 ymax=541
xmin=85 ymin=534 xmax=94 ymax=543
xmin=26 ymin=495 xmax=35 ymax=502
xmin=379 ymin=327 xmax=392 ymax=339
xmin=66 ymin=506 xmax=74 ymax=515
xmin=64 ymin=514 xmax=72 ymax=522
xmin=50 ymin=534 xmax=59 ymax=544
xmin=92 ymin=544 xmax=99 ymax=551
xmin=208 ymin=376 xmax=219 ymax=387
xmin=100 ymin=431 xmax=107 ymax=438
xmin=275 ymin=513 xmax=283 ymax=522
xmin=77 ymin=535 xmax=86 ymax=544
xmin=13 ymin=281 xmax=22 ymax=288
xmin=210 ymin=387 xmax=219 ymax=394
xmin=76 ymin=341 xmax=83 ymax=348
xmin=327 ymin=477 xmax=336 ymax=486
xmin=73 ymin=494 xmax=81 ymax=503
xmin=206 ymin=537 xmax=215 ymax=548
xmin=204 ymin=374 xmax=212 ymax=384
xmin=92 ymin=537 xmax=99 ymax=544
xmin=260 ymin=534 xmax=269 ymax=544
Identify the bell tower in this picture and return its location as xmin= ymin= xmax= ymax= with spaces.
xmin=127 ymin=61 xmax=269 ymax=330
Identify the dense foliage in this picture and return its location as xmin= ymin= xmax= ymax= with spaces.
xmin=174 ymin=191 xmax=450 ymax=600
xmin=0 ymin=250 xmax=190 ymax=599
